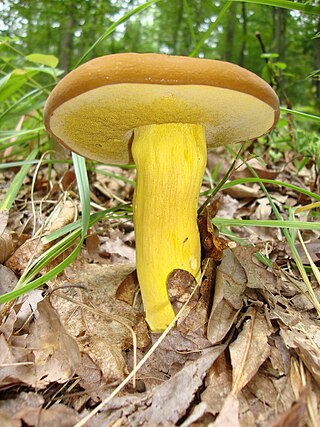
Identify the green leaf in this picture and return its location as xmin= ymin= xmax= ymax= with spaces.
xmin=274 ymin=62 xmax=287 ymax=70
xmin=261 ymin=53 xmax=279 ymax=59
xmin=72 ymin=153 xmax=90 ymax=236
xmin=212 ymin=218 xmax=320 ymax=231
xmin=26 ymin=53 xmax=59 ymax=68
xmin=232 ymin=0 xmax=320 ymax=15
xmin=0 ymin=69 xmax=38 ymax=103
xmin=280 ymin=108 xmax=320 ymax=124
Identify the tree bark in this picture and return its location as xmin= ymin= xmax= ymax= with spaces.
xmin=314 ymin=15 xmax=320 ymax=109
xmin=223 ymin=3 xmax=237 ymax=62
xmin=272 ymin=8 xmax=287 ymax=58
xmin=239 ymin=2 xmax=247 ymax=66
xmin=59 ymin=4 xmax=75 ymax=72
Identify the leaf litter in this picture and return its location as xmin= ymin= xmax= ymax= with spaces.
xmin=0 ymin=153 xmax=320 ymax=426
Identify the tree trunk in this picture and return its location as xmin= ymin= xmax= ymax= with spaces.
xmin=272 ymin=8 xmax=287 ymax=58
xmin=223 ymin=3 xmax=237 ymax=62
xmin=314 ymin=15 xmax=320 ymax=109
xmin=239 ymin=2 xmax=247 ymax=66
xmin=59 ymin=5 xmax=75 ymax=72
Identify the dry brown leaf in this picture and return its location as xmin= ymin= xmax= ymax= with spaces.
xmin=201 ymin=352 xmax=232 ymax=416
xmin=5 ymin=200 xmax=76 ymax=275
xmin=198 ymin=200 xmax=229 ymax=261
xmin=0 ymin=265 xmax=18 ymax=298
xmin=167 ymin=269 xmax=209 ymax=334
xmin=85 ymin=232 xmax=107 ymax=263
xmin=26 ymin=298 xmax=80 ymax=387
xmin=207 ymin=248 xmax=247 ymax=344
xmin=0 ymin=205 xmax=14 ymax=264
xmin=133 ymin=329 xmax=213 ymax=392
xmin=280 ymin=321 xmax=320 ymax=386
xmin=233 ymin=245 xmax=279 ymax=291
xmin=18 ymin=403 xmax=80 ymax=427
xmin=267 ymin=400 xmax=306 ymax=427
xmin=0 ymin=390 xmax=79 ymax=427
xmin=0 ymin=333 xmax=35 ymax=387
xmin=291 ymin=240 xmax=320 ymax=265
xmin=179 ymin=402 xmax=208 ymax=427
xmin=0 ymin=209 xmax=9 ymax=235
xmin=0 ymin=410 xmax=21 ymax=427
xmin=223 ymin=182 xmax=260 ymax=199
xmin=209 ymin=394 xmax=240 ymax=427
xmin=0 ymin=232 xmax=14 ymax=264
xmin=51 ymin=262 xmax=141 ymax=385
xmin=91 ymin=345 xmax=225 ymax=426
xmin=0 ymin=391 xmax=43 ymax=419
xmin=5 ymin=237 xmax=47 ymax=275
xmin=98 ymin=235 xmax=136 ymax=264
xmin=45 ymin=200 xmax=76 ymax=234
xmin=230 ymin=308 xmax=272 ymax=395
xmin=116 ymin=269 xmax=139 ymax=305
xmin=241 ymin=368 xmax=295 ymax=424
xmin=233 ymin=158 xmax=279 ymax=180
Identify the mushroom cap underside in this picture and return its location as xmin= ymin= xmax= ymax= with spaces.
xmin=44 ymin=53 xmax=279 ymax=164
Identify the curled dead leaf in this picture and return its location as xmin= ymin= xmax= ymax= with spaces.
xmin=0 ymin=232 xmax=14 ymax=264
xmin=198 ymin=200 xmax=229 ymax=262
xmin=207 ymin=248 xmax=247 ymax=344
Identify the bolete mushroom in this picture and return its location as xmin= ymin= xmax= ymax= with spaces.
xmin=44 ymin=53 xmax=279 ymax=332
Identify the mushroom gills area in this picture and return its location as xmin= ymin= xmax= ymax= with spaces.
xmin=132 ymin=123 xmax=207 ymax=332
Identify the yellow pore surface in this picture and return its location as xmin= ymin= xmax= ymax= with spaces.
xmin=132 ymin=123 xmax=207 ymax=331
xmin=48 ymin=83 xmax=276 ymax=164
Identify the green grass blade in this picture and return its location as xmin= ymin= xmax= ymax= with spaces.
xmin=0 ymin=238 xmax=84 ymax=304
xmin=219 ymin=178 xmax=320 ymax=202
xmin=212 ymin=218 xmax=320 ymax=230
xmin=17 ymin=229 xmax=81 ymax=287
xmin=72 ymin=153 xmax=90 ymax=236
xmin=43 ymin=204 xmax=131 ymax=243
xmin=0 ymin=148 xmax=39 ymax=211
xmin=280 ymin=107 xmax=320 ymax=124
xmin=232 ymin=0 xmax=320 ymax=14
xmin=0 ymin=127 xmax=45 ymax=144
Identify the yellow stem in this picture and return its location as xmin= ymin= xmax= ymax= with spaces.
xmin=132 ymin=123 xmax=207 ymax=331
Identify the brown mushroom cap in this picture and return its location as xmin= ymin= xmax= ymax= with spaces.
xmin=44 ymin=53 xmax=279 ymax=164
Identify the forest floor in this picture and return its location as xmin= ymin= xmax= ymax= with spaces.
xmin=0 ymin=145 xmax=320 ymax=427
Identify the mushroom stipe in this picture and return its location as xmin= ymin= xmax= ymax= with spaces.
xmin=44 ymin=53 xmax=279 ymax=332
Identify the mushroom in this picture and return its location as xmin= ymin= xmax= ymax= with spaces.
xmin=44 ymin=53 xmax=279 ymax=332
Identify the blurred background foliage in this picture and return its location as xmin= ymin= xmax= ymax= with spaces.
xmin=1 ymin=0 xmax=320 ymax=105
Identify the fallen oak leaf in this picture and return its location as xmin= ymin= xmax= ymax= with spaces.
xmin=51 ymin=262 xmax=143 ymax=385
xmin=26 ymin=298 xmax=80 ymax=387
xmin=207 ymin=248 xmax=247 ymax=344
xmin=230 ymin=308 xmax=273 ymax=396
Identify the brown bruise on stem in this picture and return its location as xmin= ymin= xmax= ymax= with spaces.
xmin=132 ymin=123 xmax=207 ymax=332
